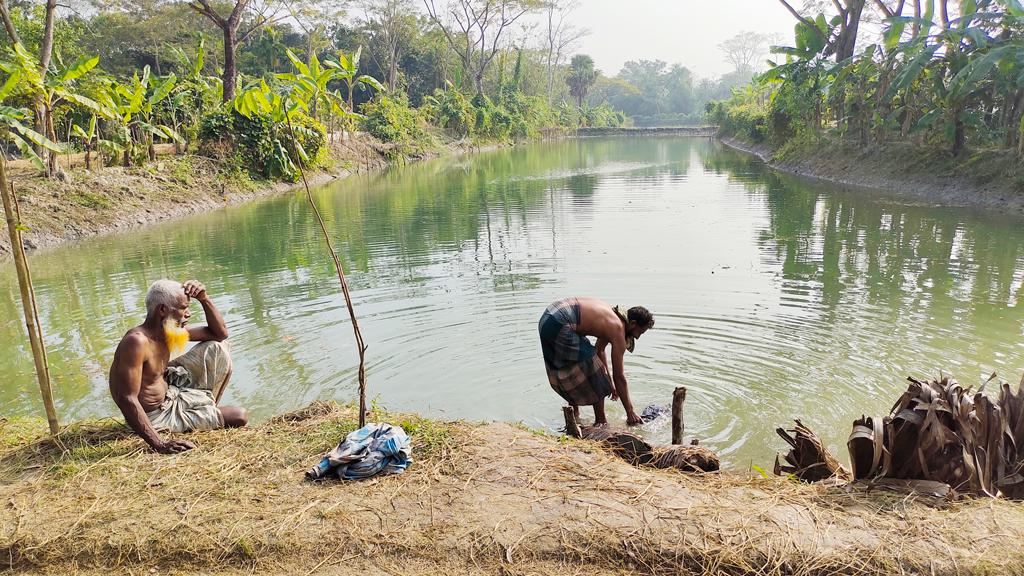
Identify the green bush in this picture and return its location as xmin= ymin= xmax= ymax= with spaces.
xmin=278 ymin=112 xmax=327 ymax=167
xmin=424 ymin=84 xmax=474 ymax=138
xmin=360 ymin=94 xmax=428 ymax=145
xmin=198 ymin=106 xmax=323 ymax=181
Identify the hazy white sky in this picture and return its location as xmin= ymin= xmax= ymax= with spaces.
xmin=568 ymin=1 xmax=798 ymax=80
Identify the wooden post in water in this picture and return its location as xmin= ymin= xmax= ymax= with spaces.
xmin=0 ymin=157 xmax=59 ymax=434
xmin=671 ymin=386 xmax=687 ymax=445
xmin=562 ymin=406 xmax=582 ymax=439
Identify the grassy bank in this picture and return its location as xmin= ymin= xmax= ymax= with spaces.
xmin=720 ymin=134 xmax=1024 ymax=216
xmin=2 ymin=401 xmax=1024 ymax=575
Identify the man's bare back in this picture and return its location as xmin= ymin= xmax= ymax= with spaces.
xmin=573 ymin=297 xmax=629 ymax=348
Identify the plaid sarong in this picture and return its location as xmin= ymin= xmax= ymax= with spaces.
xmin=538 ymin=298 xmax=613 ymax=406
xmin=146 ymin=341 xmax=232 ymax=433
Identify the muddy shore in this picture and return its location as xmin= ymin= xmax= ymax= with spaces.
xmin=720 ymin=136 xmax=1024 ymax=216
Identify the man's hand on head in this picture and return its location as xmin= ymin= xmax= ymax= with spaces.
xmin=182 ymin=280 xmax=208 ymax=301
xmin=153 ymin=438 xmax=196 ymax=454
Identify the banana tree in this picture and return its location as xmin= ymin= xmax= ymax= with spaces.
xmin=70 ymin=114 xmax=97 ymax=170
xmin=94 ymin=67 xmax=182 ymax=166
xmin=325 ymin=47 xmax=385 ymax=123
xmin=277 ymin=48 xmax=358 ymax=140
xmin=167 ymin=39 xmax=222 ymax=152
xmin=0 ymin=43 xmax=102 ymax=176
xmin=233 ymin=79 xmax=307 ymax=179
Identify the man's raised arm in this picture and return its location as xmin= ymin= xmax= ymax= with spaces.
xmin=109 ymin=334 xmax=194 ymax=453
xmin=183 ymin=280 xmax=228 ymax=342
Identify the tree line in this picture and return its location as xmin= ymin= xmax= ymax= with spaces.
xmin=0 ymin=0 xmax=763 ymax=184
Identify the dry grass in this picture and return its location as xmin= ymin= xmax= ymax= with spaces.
xmin=2 ymin=402 xmax=1024 ymax=575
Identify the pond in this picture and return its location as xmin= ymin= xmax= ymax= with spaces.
xmin=2 ymin=137 xmax=1023 ymax=468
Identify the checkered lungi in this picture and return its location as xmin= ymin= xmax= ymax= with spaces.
xmin=538 ymin=298 xmax=613 ymax=406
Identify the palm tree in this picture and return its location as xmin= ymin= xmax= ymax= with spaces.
xmin=566 ymin=54 xmax=597 ymax=108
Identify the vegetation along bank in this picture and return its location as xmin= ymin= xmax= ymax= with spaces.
xmin=710 ymin=1 xmax=1024 ymax=216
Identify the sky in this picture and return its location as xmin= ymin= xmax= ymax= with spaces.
xmin=568 ymin=0 xmax=798 ymax=80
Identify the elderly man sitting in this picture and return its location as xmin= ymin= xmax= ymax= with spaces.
xmin=109 ymin=279 xmax=247 ymax=453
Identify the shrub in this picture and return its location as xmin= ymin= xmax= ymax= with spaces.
xmin=278 ymin=112 xmax=327 ymax=167
xmin=360 ymin=94 xmax=428 ymax=145
xmin=198 ymin=105 xmax=322 ymax=181
xmin=424 ymin=84 xmax=474 ymax=138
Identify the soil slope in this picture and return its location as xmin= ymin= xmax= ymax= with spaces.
xmin=721 ymin=136 xmax=1024 ymax=216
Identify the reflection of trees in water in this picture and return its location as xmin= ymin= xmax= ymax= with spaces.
xmin=705 ymin=142 xmax=1024 ymax=329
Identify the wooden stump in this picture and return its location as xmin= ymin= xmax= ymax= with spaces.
xmin=562 ymin=405 xmax=719 ymax=472
xmin=651 ymin=444 xmax=720 ymax=472
xmin=579 ymin=424 xmax=654 ymax=466
xmin=672 ymin=386 xmax=687 ymax=445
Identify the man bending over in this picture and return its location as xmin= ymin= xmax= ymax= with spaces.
xmin=539 ymin=297 xmax=654 ymax=426
xmin=109 ymin=279 xmax=247 ymax=453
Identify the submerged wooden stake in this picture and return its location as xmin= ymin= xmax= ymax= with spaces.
xmin=672 ymin=386 xmax=687 ymax=445
xmin=285 ymin=111 xmax=369 ymax=427
xmin=1 ymin=157 xmax=58 ymax=434
xmin=562 ymin=406 xmax=582 ymax=439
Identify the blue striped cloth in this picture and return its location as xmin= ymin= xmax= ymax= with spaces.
xmin=306 ymin=423 xmax=413 ymax=481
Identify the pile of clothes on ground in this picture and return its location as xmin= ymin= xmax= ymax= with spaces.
xmin=306 ymin=423 xmax=412 ymax=481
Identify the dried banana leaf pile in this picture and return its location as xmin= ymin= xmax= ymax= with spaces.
xmin=776 ymin=372 xmax=1024 ymax=499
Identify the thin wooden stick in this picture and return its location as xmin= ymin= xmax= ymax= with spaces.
xmin=1 ymin=156 xmax=58 ymax=433
xmin=672 ymin=386 xmax=687 ymax=445
xmin=285 ymin=110 xmax=369 ymax=427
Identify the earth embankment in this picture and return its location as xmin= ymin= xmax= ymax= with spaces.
xmin=2 ymin=402 xmax=1022 ymax=575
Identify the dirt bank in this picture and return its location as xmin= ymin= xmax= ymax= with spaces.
xmin=2 ymin=401 xmax=1023 ymax=575
xmin=0 ymin=136 xmax=496 ymax=259
xmin=721 ymin=136 xmax=1024 ymax=216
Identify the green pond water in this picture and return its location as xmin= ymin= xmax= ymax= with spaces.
xmin=2 ymin=137 xmax=1023 ymax=468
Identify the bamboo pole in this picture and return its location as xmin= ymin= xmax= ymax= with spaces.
xmin=671 ymin=386 xmax=687 ymax=445
xmin=285 ymin=111 xmax=369 ymax=427
xmin=1 ymin=156 xmax=58 ymax=433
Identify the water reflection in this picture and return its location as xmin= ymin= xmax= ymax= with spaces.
xmin=1 ymin=137 xmax=1022 ymax=469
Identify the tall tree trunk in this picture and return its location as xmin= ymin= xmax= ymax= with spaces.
xmin=45 ymin=105 xmax=57 ymax=176
xmin=1 ymin=156 xmax=59 ymax=434
xmin=35 ymin=0 xmax=57 ymax=175
xmin=222 ymin=28 xmax=238 ymax=102
xmin=952 ymin=108 xmax=966 ymax=155
xmin=835 ymin=0 xmax=865 ymax=62
xmin=388 ymin=44 xmax=398 ymax=91
xmin=1005 ymin=90 xmax=1023 ymax=149
xmin=0 ymin=0 xmax=20 ymax=46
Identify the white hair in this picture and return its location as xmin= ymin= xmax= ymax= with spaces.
xmin=146 ymin=279 xmax=184 ymax=316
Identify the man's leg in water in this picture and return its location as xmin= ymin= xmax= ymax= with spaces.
xmin=593 ymin=399 xmax=607 ymax=426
